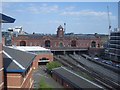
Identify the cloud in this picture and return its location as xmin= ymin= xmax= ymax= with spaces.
xmin=60 ymin=9 xmax=116 ymax=21
xmin=3 ymin=3 xmax=59 ymax=14
xmin=26 ymin=3 xmax=59 ymax=14
xmin=61 ymin=10 xmax=110 ymax=16
xmin=64 ymin=6 xmax=75 ymax=11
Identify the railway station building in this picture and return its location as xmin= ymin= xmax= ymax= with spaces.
xmin=11 ymin=25 xmax=103 ymax=55
xmin=12 ymin=25 xmax=102 ymax=49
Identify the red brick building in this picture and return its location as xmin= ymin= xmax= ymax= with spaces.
xmin=0 ymin=13 xmax=15 ymax=90
xmin=3 ymin=46 xmax=36 ymax=89
xmin=10 ymin=46 xmax=53 ymax=69
xmin=12 ymin=25 xmax=102 ymax=50
xmin=0 ymin=43 xmax=3 ymax=90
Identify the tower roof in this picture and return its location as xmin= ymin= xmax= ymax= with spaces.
xmin=58 ymin=25 xmax=63 ymax=29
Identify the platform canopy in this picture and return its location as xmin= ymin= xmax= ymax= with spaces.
xmin=0 ymin=13 xmax=15 ymax=23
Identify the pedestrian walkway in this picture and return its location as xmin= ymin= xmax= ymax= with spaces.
xmin=33 ymin=65 xmax=63 ymax=89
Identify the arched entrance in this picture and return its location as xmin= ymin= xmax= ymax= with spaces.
xmin=38 ymin=57 xmax=49 ymax=65
xmin=20 ymin=41 xmax=26 ymax=46
xmin=59 ymin=42 xmax=63 ymax=47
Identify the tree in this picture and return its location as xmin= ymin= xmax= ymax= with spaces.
xmin=46 ymin=61 xmax=62 ymax=71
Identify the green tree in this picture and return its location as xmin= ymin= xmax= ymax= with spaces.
xmin=46 ymin=61 xmax=62 ymax=71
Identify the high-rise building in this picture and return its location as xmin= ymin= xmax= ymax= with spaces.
xmin=0 ymin=13 xmax=15 ymax=90
xmin=108 ymin=28 xmax=120 ymax=62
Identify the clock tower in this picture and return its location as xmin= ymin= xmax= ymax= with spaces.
xmin=57 ymin=25 xmax=64 ymax=38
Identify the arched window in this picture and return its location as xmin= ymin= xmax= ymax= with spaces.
xmin=98 ymin=44 xmax=100 ymax=48
xmin=91 ymin=41 xmax=96 ymax=48
xmin=45 ymin=40 xmax=50 ymax=47
xmin=20 ymin=41 xmax=26 ymax=46
xmin=59 ymin=42 xmax=63 ymax=47
xmin=71 ymin=40 xmax=76 ymax=47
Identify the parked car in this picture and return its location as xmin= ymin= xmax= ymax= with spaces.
xmin=102 ymin=60 xmax=106 ymax=63
xmin=111 ymin=63 xmax=116 ymax=67
xmin=115 ymin=64 xmax=120 ymax=68
xmin=105 ymin=61 xmax=112 ymax=65
xmin=94 ymin=57 xmax=99 ymax=60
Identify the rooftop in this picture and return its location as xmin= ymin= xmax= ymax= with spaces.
xmin=14 ymin=33 xmax=100 ymax=40
xmin=0 ymin=13 xmax=15 ymax=23
xmin=8 ymin=46 xmax=50 ymax=52
xmin=52 ymin=67 xmax=103 ymax=88
xmin=110 ymin=28 xmax=120 ymax=33
xmin=3 ymin=46 xmax=36 ymax=73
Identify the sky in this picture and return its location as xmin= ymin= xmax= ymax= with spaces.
xmin=1 ymin=0 xmax=119 ymax=34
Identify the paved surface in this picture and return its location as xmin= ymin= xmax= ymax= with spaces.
xmin=33 ymin=65 xmax=63 ymax=89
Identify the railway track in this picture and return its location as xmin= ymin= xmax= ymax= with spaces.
xmin=69 ymin=54 xmax=120 ymax=89
xmin=54 ymin=55 xmax=120 ymax=90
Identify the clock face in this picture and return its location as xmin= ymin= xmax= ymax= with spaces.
xmin=60 ymin=28 xmax=62 ymax=30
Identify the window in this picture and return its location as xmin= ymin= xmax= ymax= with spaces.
xmin=40 ymin=57 xmax=49 ymax=60
xmin=71 ymin=40 xmax=76 ymax=47
xmin=98 ymin=44 xmax=100 ymax=48
xmin=91 ymin=41 xmax=96 ymax=48
xmin=45 ymin=40 xmax=51 ymax=47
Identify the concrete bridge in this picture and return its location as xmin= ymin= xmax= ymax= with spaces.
xmin=50 ymin=47 xmax=88 ymax=55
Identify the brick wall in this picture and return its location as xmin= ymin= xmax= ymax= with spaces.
xmin=6 ymin=66 xmax=33 ymax=89
xmin=0 ymin=22 xmax=4 ymax=90
xmin=21 ymin=67 xmax=33 ymax=88
xmin=88 ymin=48 xmax=104 ymax=56
xmin=7 ymin=73 xmax=22 ymax=88
xmin=12 ymin=35 xmax=102 ymax=49
xmin=33 ymin=53 xmax=53 ymax=69
xmin=0 ymin=43 xmax=4 ymax=90
xmin=52 ymin=73 xmax=74 ymax=89
xmin=2 ymin=37 xmax=5 ymax=46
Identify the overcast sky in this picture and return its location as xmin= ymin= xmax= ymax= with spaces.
xmin=1 ymin=0 xmax=119 ymax=34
